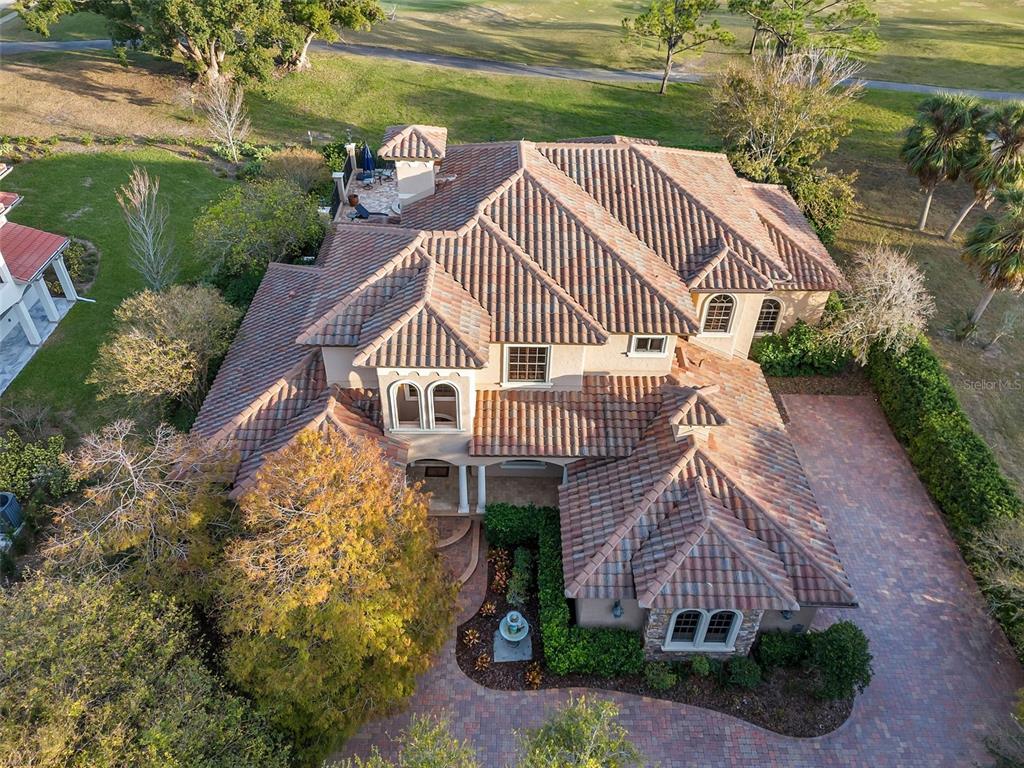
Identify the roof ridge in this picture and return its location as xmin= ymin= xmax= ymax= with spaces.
xmin=631 ymin=144 xmax=793 ymax=283
xmin=205 ymin=348 xmax=324 ymax=447
xmin=693 ymin=448 xmax=856 ymax=606
xmin=689 ymin=247 xmax=775 ymax=291
xmin=519 ymin=158 xmax=699 ymax=333
xmin=564 ymin=440 xmax=698 ymax=598
xmin=295 ymin=233 xmax=426 ymax=345
xmin=686 ymin=244 xmax=730 ymax=289
xmin=634 ymin=482 xmax=710 ymax=606
xmin=701 ymin=485 xmax=800 ymax=610
xmin=475 ymin=215 xmax=610 ymax=342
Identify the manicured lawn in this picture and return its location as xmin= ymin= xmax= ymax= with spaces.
xmin=0 ymin=11 xmax=108 ymax=42
xmin=2 ymin=49 xmax=1020 ymax=491
xmin=2 ymin=149 xmax=231 ymax=434
xmin=349 ymin=0 xmax=1024 ymax=91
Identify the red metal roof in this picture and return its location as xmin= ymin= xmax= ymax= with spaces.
xmin=0 ymin=191 xmax=21 ymax=212
xmin=0 ymin=221 xmax=69 ymax=281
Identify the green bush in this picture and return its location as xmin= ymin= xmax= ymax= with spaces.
xmin=643 ymin=662 xmax=678 ymax=692
xmin=320 ymin=140 xmax=350 ymax=172
xmin=507 ymin=546 xmax=534 ymax=608
xmin=755 ymin=631 xmax=810 ymax=670
xmin=536 ymin=510 xmax=645 ymax=678
xmin=783 ymin=166 xmax=858 ymax=245
xmin=807 ymin=621 xmax=873 ymax=700
xmin=0 ymin=431 xmax=75 ymax=502
xmin=750 ymin=320 xmax=850 ymax=377
xmin=690 ymin=655 xmax=712 ymax=678
xmin=484 ymin=503 xmax=542 ymax=549
xmin=726 ymin=656 xmax=763 ymax=690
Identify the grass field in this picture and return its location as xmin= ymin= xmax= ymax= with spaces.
xmin=2 ymin=149 xmax=230 ymax=434
xmin=349 ymin=0 xmax=1024 ymax=91
xmin=0 ymin=11 xmax=108 ymax=42
xmin=1 ymin=49 xmax=1021 ymax=490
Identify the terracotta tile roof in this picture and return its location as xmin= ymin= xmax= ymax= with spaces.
xmin=0 ymin=221 xmax=69 ymax=281
xmin=558 ymin=343 xmax=856 ymax=608
xmin=561 ymin=135 xmax=661 ymax=146
xmin=193 ymin=263 xmax=322 ymax=442
xmin=746 ymin=182 xmax=849 ymax=292
xmin=471 ymin=375 xmax=666 ymax=457
xmin=231 ymin=385 xmax=407 ymax=497
xmin=380 ymin=124 xmax=448 ymax=160
xmin=0 ymin=191 xmax=22 ymax=213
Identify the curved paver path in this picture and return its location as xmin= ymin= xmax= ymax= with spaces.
xmin=340 ymin=395 xmax=1023 ymax=766
xmin=1 ymin=38 xmax=1021 ymax=101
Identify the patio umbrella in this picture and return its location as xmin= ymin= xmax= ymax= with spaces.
xmin=361 ymin=143 xmax=376 ymax=175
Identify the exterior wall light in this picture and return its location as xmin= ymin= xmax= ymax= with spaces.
xmin=612 ymin=600 xmax=624 ymax=619
xmin=781 ymin=610 xmax=793 ymax=620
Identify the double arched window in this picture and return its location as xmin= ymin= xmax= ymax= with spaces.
xmin=388 ymin=380 xmax=461 ymax=431
xmin=701 ymin=295 xmax=735 ymax=334
xmin=755 ymin=298 xmax=782 ymax=335
xmin=664 ymin=608 xmax=742 ymax=650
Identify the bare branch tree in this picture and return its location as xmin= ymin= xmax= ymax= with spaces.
xmin=826 ymin=243 xmax=935 ymax=364
xmin=43 ymin=420 xmax=230 ymax=599
xmin=116 ymin=166 xmax=177 ymax=291
xmin=197 ymin=79 xmax=251 ymax=163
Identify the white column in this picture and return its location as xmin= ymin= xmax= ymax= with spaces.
xmin=457 ymin=465 xmax=469 ymax=514
xmin=476 ymin=464 xmax=487 ymax=513
xmin=34 ymin=279 xmax=59 ymax=322
xmin=52 ymin=255 xmax=78 ymax=302
xmin=14 ymin=301 xmax=41 ymax=345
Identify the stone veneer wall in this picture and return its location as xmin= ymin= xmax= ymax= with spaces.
xmin=643 ymin=609 xmax=764 ymax=660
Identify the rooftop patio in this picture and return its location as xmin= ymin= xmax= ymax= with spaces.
xmin=340 ymin=172 xmax=400 ymax=225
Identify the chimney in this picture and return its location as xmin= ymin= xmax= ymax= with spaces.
xmin=378 ymin=125 xmax=448 ymax=207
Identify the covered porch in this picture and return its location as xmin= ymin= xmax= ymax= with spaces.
xmin=407 ymin=459 xmax=564 ymax=515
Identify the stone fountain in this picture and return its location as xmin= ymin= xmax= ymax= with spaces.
xmin=494 ymin=610 xmax=532 ymax=662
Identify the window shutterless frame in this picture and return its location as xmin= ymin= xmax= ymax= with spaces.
xmin=662 ymin=608 xmax=742 ymax=651
xmin=700 ymin=294 xmax=736 ymax=335
xmin=629 ymin=335 xmax=670 ymax=357
xmin=503 ymin=344 xmax=551 ymax=385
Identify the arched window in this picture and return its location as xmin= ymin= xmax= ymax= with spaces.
xmin=389 ymin=381 xmax=424 ymax=429
xmin=663 ymin=608 xmax=743 ymax=650
xmin=428 ymin=382 xmax=460 ymax=430
xmin=701 ymin=295 xmax=735 ymax=334
xmin=755 ymin=298 xmax=782 ymax=335
xmin=703 ymin=610 xmax=740 ymax=646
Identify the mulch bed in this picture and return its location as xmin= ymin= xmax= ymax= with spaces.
xmin=766 ymin=368 xmax=875 ymax=424
xmin=456 ymin=551 xmax=853 ymax=738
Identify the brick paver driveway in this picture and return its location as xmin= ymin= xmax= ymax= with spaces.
xmin=341 ymin=395 xmax=1022 ymax=766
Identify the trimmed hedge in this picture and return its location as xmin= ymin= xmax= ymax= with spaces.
xmin=484 ymin=504 xmax=645 ymax=678
xmin=749 ymin=319 xmax=850 ymax=377
xmin=867 ymin=338 xmax=1022 ymax=541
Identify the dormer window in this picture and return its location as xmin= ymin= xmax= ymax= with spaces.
xmin=427 ymin=382 xmax=460 ymax=430
xmin=504 ymin=345 xmax=550 ymax=385
xmin=629 ymin=335 xmax=669 ymax=357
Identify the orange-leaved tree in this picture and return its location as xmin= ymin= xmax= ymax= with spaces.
xmin=216 ymin=429 xmax=455 ymax=767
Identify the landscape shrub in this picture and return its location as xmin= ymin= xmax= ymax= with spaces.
xmin=261 ymin=147 xmax=331 ymax=196
xmin=320 ymin=140 xmax=350 ymax=172
xmin=643 ymin=662 xmax=678 ymax=691
xmin=507 ymin=546 xmax=534 ymax=608
xmin=0 ymin=430 xmax=74 ymax=503
xmin=750 ymin=319 xmax=850 ymax=376
xmin=483 ymin=503 xmax=541 ymax=549
xmin=755 ymin=631 xmax=810 ymax=670
xmin=726 ymin=656 xmax=763 ymax=690
xmin=536 ymin=510 xmax=645 ymax=677
xmin=689 ymin=655 xmax=712 ymax=678
xmin=783 ymin=166 xmax=858 ymax=245
xmin=807 ymin=621 xmax=873 ymax=700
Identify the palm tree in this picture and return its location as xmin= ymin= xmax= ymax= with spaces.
xmin=899 ymin=93 xmax=981 ymax=231
xmin=945 ymin=100 xmax=1024 ymax=241
xmin=961 ymin=187 xmax=1024 ymax=326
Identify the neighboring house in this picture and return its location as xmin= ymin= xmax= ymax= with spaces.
xmin=0 ymin=163 xmax=78 ymax=380
xmin=194 ymin=127 xmax=856 ymax=658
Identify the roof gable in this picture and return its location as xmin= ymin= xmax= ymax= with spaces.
xmin=380 ymin=124 xmax=448 ymax=160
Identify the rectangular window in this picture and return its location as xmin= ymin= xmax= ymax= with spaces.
xmin=505 ymin=345 xmax=550 ymax=384
xmin=630 ymin=335 xmax=669 ymax=356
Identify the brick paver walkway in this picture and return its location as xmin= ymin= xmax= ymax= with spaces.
xmin=340 ymin=395 xmax=1022 ymax=766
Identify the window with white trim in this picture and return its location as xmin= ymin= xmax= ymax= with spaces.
xmin=630 ymin=335 xmax=669 ymax=356
xmin=663 ymin=609 xmax=742 ymax=650
xmin=754 ymin=298 xmax=781 ymax=335
xmin=701 ymin=295 xmax=735 ymax=334
xmin=505 ymin=345 xmax=550 ymax=384
xmin=390 ymin=381 xmax=423 ymax=429
xmin=428 ymin=382 xmax=459 ymax=430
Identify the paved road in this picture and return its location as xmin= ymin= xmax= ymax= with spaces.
xmin=339 ymin=395 xmax=1024 ymax=767
xmin=1 ymin=37 xmax=1022 ymax=101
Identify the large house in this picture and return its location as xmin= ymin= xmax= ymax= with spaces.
xmin=194 ymin=127 xmax=856 ymax=658
xmin=0 ymin=163 xmax=79 ymax=391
